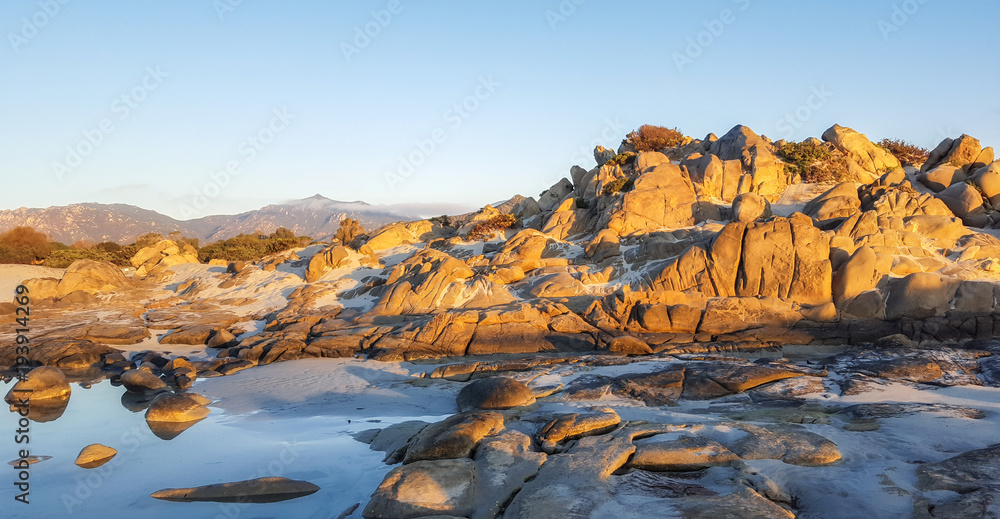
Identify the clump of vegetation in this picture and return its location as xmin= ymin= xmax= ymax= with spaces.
xmin=43 ymin=246 xmax=136 ymax=268
xmin=625 ymin=125 xmax=684 ymax=152
xmin=466 ymin=214 xmax=519 ymax=242
xmin=0 ymin=226 xmax=51 ymax=264
xmin=602 ymin=177 xmax=635 ymax=196
xmin=878 ymin=138 xmax=929 ymax=166
xmin=575 ymin=197 xmax=590 ymax=209
xmin=334 ymin=218 xmax=364 ymax=246
xmin=430 ymin=215 xmax=454 ymax=228
xmin=777 ymin=141 xmax=848 ymax=183
xmin=198 ymin=228 xmax=310 ymax=262
xmin=606 ymin=152 xmax=637 ymax=166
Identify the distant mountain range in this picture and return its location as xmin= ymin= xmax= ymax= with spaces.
xmin=0 ymin=195 xmax=415 ymax=244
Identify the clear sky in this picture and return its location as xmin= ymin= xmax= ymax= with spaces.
xmin=2 ymin=0 xmax=998 ymax=220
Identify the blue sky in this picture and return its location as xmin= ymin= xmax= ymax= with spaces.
xmin=2 ymin=0 xmax=998 ymax=220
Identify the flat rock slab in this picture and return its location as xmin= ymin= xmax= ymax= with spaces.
xmin=151 ymin=477 xmax=319 ymax=503
xmin=630 ymin=436 xmax=739 ymax=471
xmin=915 ymin=444 xmax=1000 ymax=518
xmin=402 ymin=412 xmax=504 ymax=464
xmin=727 ymin=423 xmax=841 ymax=466
xmin=831 ymin=348 xmax=985 ymax=386
xmin=537 ymin=407 xmax=621 ymax=453
xmin=673 ymin=487 xmax=795 ymax=519
xmin=611 ymin=469 xmax=717 ymax=499
xmin=916 ymin=444 xmax=1000 ymax=494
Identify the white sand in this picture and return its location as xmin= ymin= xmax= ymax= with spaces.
xmin=0 ymin=264 xmax=64 ymax=299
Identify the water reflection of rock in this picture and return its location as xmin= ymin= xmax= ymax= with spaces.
xmin=21 ymin=400 xmax=70 ymax=422
xmin=146 ymin=418 xmax=206 ymax=440
xmin=121 ymin=391 xmax=158 ymax=413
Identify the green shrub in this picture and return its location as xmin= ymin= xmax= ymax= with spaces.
xmin=134 ymin=232 xmax=165 ymax=249
xmin=878 ymin=138 xmax=929 ymax=166
xmin=334 ymin=219 xmax=364 ymax=245
xmin=0 ymin=246 xmax=39 ymax=265
xmin=777 ymin=141 xmax=848 ymax=183
xmin=43 ymin=247 xmax=133 ymax=268
xmin=575 ymin=197 xmax=590 ymax=209
xmin=466 ymin=214 xmax=519 ymax=242
xmin=602 ymin=177 xmax=635 ymax=196
xmin=606 ymin=152 xmax=637 ymax=166
xmin=0 ymin=226 xmax=50 ymax=264
xmin=198 ymin=233 xmax=311 ymax=262
xmin=626 ymin=125 xmax=684 ymax=151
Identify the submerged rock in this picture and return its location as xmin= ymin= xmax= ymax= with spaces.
xmin=151 ymin=477 xmax=319 ymax=503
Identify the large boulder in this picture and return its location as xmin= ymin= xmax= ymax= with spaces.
xmin=885 ymin=273 xmax=957 ymax=320
xmin=732 ymin=192 xmax=772 ymax=223
xmin=832 ymin=246 xmax=880 ymax=307
xmin=537 ymin=178 xmax=574 ymax=212
xmin=918 ymin=164 xmax=966 ymax=192
xmin=365 ymin=220 xmax=443 ymax=251
xmin=363 ymin=459 xmax=476 ymax=519
xmin=19 ymin=277 xmax=60 ymax=300
xmin=56 ymin=260 xmax=129 ymax=297
xmin=3 ymin=366 xmax=71 ymax=404
xmin=803 ymin=183 xmax=861 ymax=221
xmin=643 ymin=215 xmax=832 ymax=305
xmin=602 ymin=162 xmax=706 ymax=236
xmin=684 ymin=152 xmax=742 ymax=200
xmin=371 ymin=249 xmax=477 ymax=315
xmin=456 ymin=377 xmax=536 ymax=412
xmin=304 ymin=245 xmax=351 ymax=282
xmin=709 ymin=125 xmax=769 ymax=161
xmin=972 ymin=160 xmax=1000 ymax=206
xmin=822 ymin=124 xmax=900 ymax=174
xmin=922 ymin=134 xmax=984 ymax=172
xmin=120 ymin=367 xmax=167 ymax=394
xmin=936 ymin=182 xmax=988 ymax=227
xmin=402 ymin=412 xmax=504 ymax=464
xmin=130 ymin=240 xmax=199 ymax=277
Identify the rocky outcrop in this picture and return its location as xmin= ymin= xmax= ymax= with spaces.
xmin=643 ymin=214 xmax=832 ymax=305
xmin=822 ymin=124 xmax=900 ymax=175
xmin=371 ymin=249 xmax=477 ymax=315
xmin=365 ymin=220 xmax=445 ymax=250
xmin=922 ymin=134 xmax=992 ymax=173
xmin=601 ymin=162 xmax=707 ymax=236
xmin=130 ymin=240 xmax=199 ymax=277
xmin=56 ymin=260 xmax=130 ymax=297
